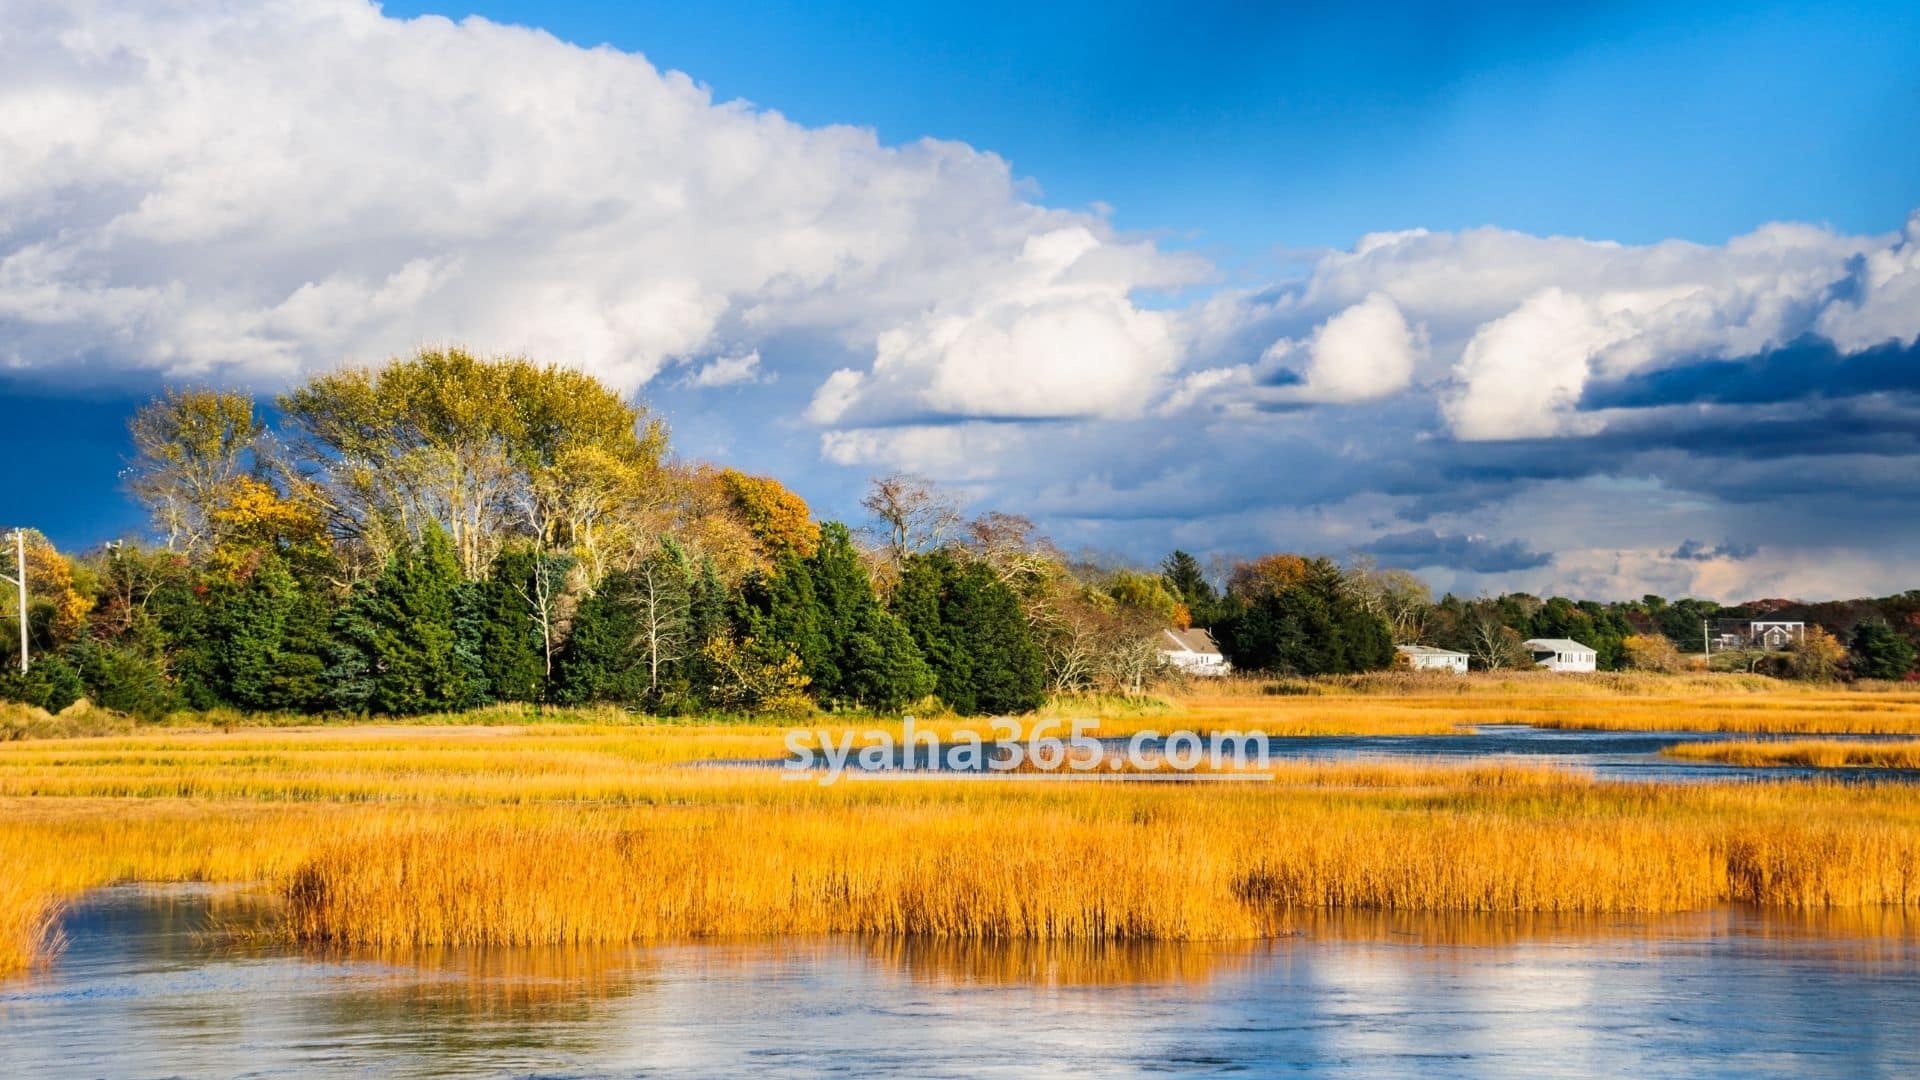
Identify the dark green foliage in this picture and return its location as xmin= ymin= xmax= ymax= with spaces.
xmin=331 ymin=525 xmax=478 ymax=715
xmin=837 ymin=605 xmax=935 ymax=712
xmin=1530 ymin=597 xmax=1630 ymax=671
xmin=145 ymin=572 xmax=222 ymax=709
xmin=740 ymin=522 xmax=930 ymax=711
xmin=69 ymin=639 xmax=177 ymax=721
xmin=206 ymin=552 xmax=331 ymax=712
xmin=0 ymin=654 xmax=86 ymax=713
xmin=1160 ymin=549 xmax=1219 ymax=626
xmin=552 ymin=570 xmax=647 ymax=707
xmin=687 ymin=556 xmax=729 ymax=654
xmin=464 ymin=548 xmax=550 ymax=704
xmin=895 ymin=550 xmax=1044 ymax=715
xmin=1651 ymin=596 xmax=1724 ymax=650
xmin=1851 ymin=619 xmax=1918 ymax=680
xmin=663 ymin=554 xmax=732 ymax=714
xmin=740 ymin=552 xmax=826 ymax=682
xmin=1216 ymin=558 xmax=1394 ymax=675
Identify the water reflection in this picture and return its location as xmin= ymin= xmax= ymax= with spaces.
xmin=2 ymin=885 xmax=1918 ymax=1077
xmin=861 ymin=936 xmax=1269 ymax=987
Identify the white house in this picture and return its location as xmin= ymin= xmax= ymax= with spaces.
xmin=1397 ymin=644 xmax=1469 ymax=673
xmin=1159 ymin=627 xmax=1230 ymax=676
xmin=1525 ymin=638 xmax=1598 ymax=672
xmin=1711 ymin=619 xmax=1806 ymax=652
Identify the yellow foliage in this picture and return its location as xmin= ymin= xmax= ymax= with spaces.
xmin=719 ymin=467 xmax=819 ymax=558
xmin=5 ymin=530 xmax=92 ymax=647
xmin=1622 ymin=633 xmax=1683 ymax=673
xmin=209 ymin=476 xmax=329 ymax=555
xmin=1228 ymin=554 xmax=1312 ymax=597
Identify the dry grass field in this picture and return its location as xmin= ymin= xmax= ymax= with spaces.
xmin=5 ymin=673 xmax=1920 ymax=976
xmin=1666 ymin=739 xmax=1920 ymax=769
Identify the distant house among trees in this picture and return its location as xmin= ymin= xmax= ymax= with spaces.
xmin=1396 ymin=644 xmax=1468 ymax=673
xmin=1525 ymin=638 xmax=1597 ymax=672
xmin=1710 ymin=619 xmax=1806 ymax=652
xmin=1158 ymin=627 xmax=1229 ymax=676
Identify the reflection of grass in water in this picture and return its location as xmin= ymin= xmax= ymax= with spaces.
xmin=342 ymin=942 xmax=649 ymax=1018
xmin=1280 ymin=904 xmax=1920 ymax=947
xmin=1666 ymin=739 xmax=1920 ymax=769
xmin=863 ymin=935 xmax=1267 ymax=987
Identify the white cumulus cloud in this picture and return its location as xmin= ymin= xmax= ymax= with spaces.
xmin=1270 ymin=292 xmax=1426 ymax=404
xmin=0 ymin=0 xmax=1197 ymax=394
xmin=684 ymin=350 xmax=765 ymax=388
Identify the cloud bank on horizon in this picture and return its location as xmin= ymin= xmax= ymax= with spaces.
xmin=3 ymin=0 xmax=1919 ymax=602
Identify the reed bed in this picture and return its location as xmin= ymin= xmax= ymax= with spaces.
xmin=1 ymin=765 xmax=1919 ymax=968
xmin=1665 ymin=739 xmax=1920 ymax=769
xmin=6 ymin=687 xmax=1920 ymax=973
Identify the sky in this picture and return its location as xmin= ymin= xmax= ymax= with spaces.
xmin=2 ymin=0 xmax=1918 ymax=601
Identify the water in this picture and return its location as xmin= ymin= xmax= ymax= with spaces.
xmin=759 ymin=725 xmax=1920 ymax=784
xmin=4 ymin=885 xmax=1919 ymax=1077
xmin=1240 ymin=724 xmax=1920 ymax=784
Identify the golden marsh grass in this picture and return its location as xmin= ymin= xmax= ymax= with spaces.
xmin=1666 ymin=739 xmax=1920 ymax=769
xmin=6 ymin=677 xmax=1920 ymax=974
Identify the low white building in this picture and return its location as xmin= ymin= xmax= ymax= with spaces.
xmin=1159 ymin=627 xmax=1230 ymax=676
xmin=1397 ymin=644 xmax=1469 ymax=673
xmin=1525 ymin=638 xmax=1598 ymax=672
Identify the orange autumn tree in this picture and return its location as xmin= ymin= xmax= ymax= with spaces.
xmin=1 ymin=531 xmax=93 ymax=663
xmin=718 ymin=468 xmax=819 ymax=559
xmin=1228 ymin=554 xmax=1313 ymax=599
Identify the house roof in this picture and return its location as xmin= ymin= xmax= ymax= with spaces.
xmin=1397 ymin=644 xmax=1468 ymax=658
xmin=1160 ymin=627 xmax=1222 ymax=655
xmin=1524 ymin=638 xmax=1595 ymax=654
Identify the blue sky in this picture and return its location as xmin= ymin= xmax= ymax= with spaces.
xmin=2 ymin=0 xmax=1918 ymax=600
xmin=388 ymin=0 xmax=1920 ymax=251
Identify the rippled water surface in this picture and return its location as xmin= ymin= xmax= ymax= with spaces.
xmin=757 ymin=724 xmax=1920 ymax=784
xmin=5 ymin=886 xmax=1920 ymax=1077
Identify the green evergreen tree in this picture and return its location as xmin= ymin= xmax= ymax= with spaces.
xmin=334 ymin=524 xmax=476 ymax=715
xmin=1216 ymin=557 xmax=1394 ymax=676
xmin=464 ymin=548 xmax=548 ymax=703
xmin=896 ymin=550 xmax=1044 ymax=715
xmin=552 ymin=570 xmax=647 ymax=706
xmin=1160 ymin=549 xmax=1219 ymax=626
xmin=739 ymin=522 xmax=928 ymax=710
xmin=149 ymin=569 xmax=222 ymax=710
xmin=1851 ymin=618 xmax=1918 ymax=680
xmin=209 ymin=552 xmax=330 ymax=712
xmin=673 ymin=554 xmax=732 ymax=711
xmin=69 ymin=639 xmax=177 ymax=721
xmin=0 ymin=654 xmax=86 ymax=713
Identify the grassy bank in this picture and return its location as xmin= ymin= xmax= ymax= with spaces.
xmin=1228 ymin=673 xmax=1920 ymax=736
xmin=1666 ymin=739 xmax=1920 ymax=769
xmin=4 ymin=712 xmax=1920 ymax=973
xmin=15 ymin=673 xmax=1920 ymax=745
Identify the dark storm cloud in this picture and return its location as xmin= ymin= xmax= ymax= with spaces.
xmin=1582 ymin=336 xmax=1920 ymax=410
xmin=1360 ymin=528 xmax=1552 ymax=573
xmin=1671 ymin=539 xmax=1759 ymax=561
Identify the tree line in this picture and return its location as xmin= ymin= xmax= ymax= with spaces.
xmin=0 ymin=350 xmax=1210 ymax=718
xmin=3 ymin=348 xmax=1913 ymax=719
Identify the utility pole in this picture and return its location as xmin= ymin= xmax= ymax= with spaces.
xmin=1 ymin=529 xmax=25 ymax=673
xmin=1702 ymin=619 xmax=1709 ymax=657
